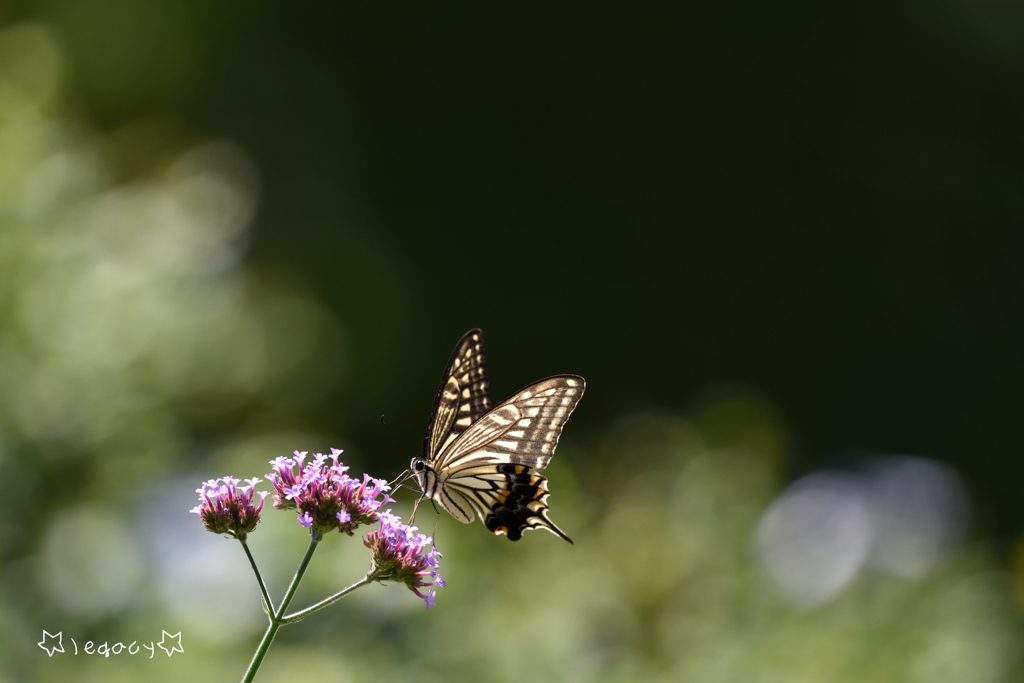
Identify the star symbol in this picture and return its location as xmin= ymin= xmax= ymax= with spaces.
xmin=157 ymin=630 xmax=183 ymax=657
xmin=38 ymin=631 xmax=63 ymax=656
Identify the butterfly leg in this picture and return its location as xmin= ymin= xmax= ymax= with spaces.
xmin=409 ymin=495 xmax=423 ymax=525
xmin=429 ymin=510 xmax=442 ymax=553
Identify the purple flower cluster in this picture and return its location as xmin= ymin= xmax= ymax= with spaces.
xmin=364 ymin=510 xmax=445 ymax=610
xmin=265 ymin=449 xmax=393 ymax=535
xmin=191 ymin=476 xmax=268 ymax=539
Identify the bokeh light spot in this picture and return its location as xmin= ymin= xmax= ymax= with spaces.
xmin=42 ymin=507 xmax=143 ymax=618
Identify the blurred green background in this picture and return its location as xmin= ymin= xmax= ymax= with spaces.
xmin=2 ymin=1 xmax=1024 ymax=681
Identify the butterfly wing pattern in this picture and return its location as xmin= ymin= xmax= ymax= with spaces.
xmin=412 ymin=330 xmax=584 ymax=543
xmin=423 ymin=328 xmax=492 ymax=463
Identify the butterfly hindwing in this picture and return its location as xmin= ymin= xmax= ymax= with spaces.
xmin=423 ymin=329 xmax=491 ymax=463
xmin=444 ymin=463 xmax=573 ymax=542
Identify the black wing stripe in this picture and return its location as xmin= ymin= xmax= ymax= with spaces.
xmin=427 ymin=376 xmax=460 ymax=460
xmin=439 ymin=485 xmax=476 ymax=524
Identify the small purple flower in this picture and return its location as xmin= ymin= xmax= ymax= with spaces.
xmin=265 ymin=452 xmax=308 ymax=510
xmin=364 ymin=510 xmax=445 ymax=610
xmin=191 ymin=476 xmax=269 ymax=539
xmin=265 ymin=449 xmax=394 ymax=535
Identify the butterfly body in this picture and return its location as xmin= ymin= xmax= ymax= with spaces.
xmin=411 ymin=329 xmax=583 ymax=543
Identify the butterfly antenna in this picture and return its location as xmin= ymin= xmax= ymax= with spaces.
xmin=380 ymin=414 xmax=418 ymax=450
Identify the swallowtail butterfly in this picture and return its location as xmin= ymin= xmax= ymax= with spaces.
xmin=410 ymin=329 xmax=584 ymax=543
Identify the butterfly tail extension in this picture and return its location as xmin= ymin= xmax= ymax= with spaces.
xmin=482 ymin=464 xmax=573 ymax=544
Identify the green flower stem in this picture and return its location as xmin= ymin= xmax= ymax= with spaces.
xmin=280 ymin=569 xmax=379 ymax=625
xmin=239 ymin=538 xmax=275 ymax=617
xmin=241 ymin=532 xmax=321 ymax=683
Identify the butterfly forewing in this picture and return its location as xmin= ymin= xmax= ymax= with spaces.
xmin=424 ymin=329 xmax=491 ymax=462
xmin=435 ymin=375 xmax=585 ymax=471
